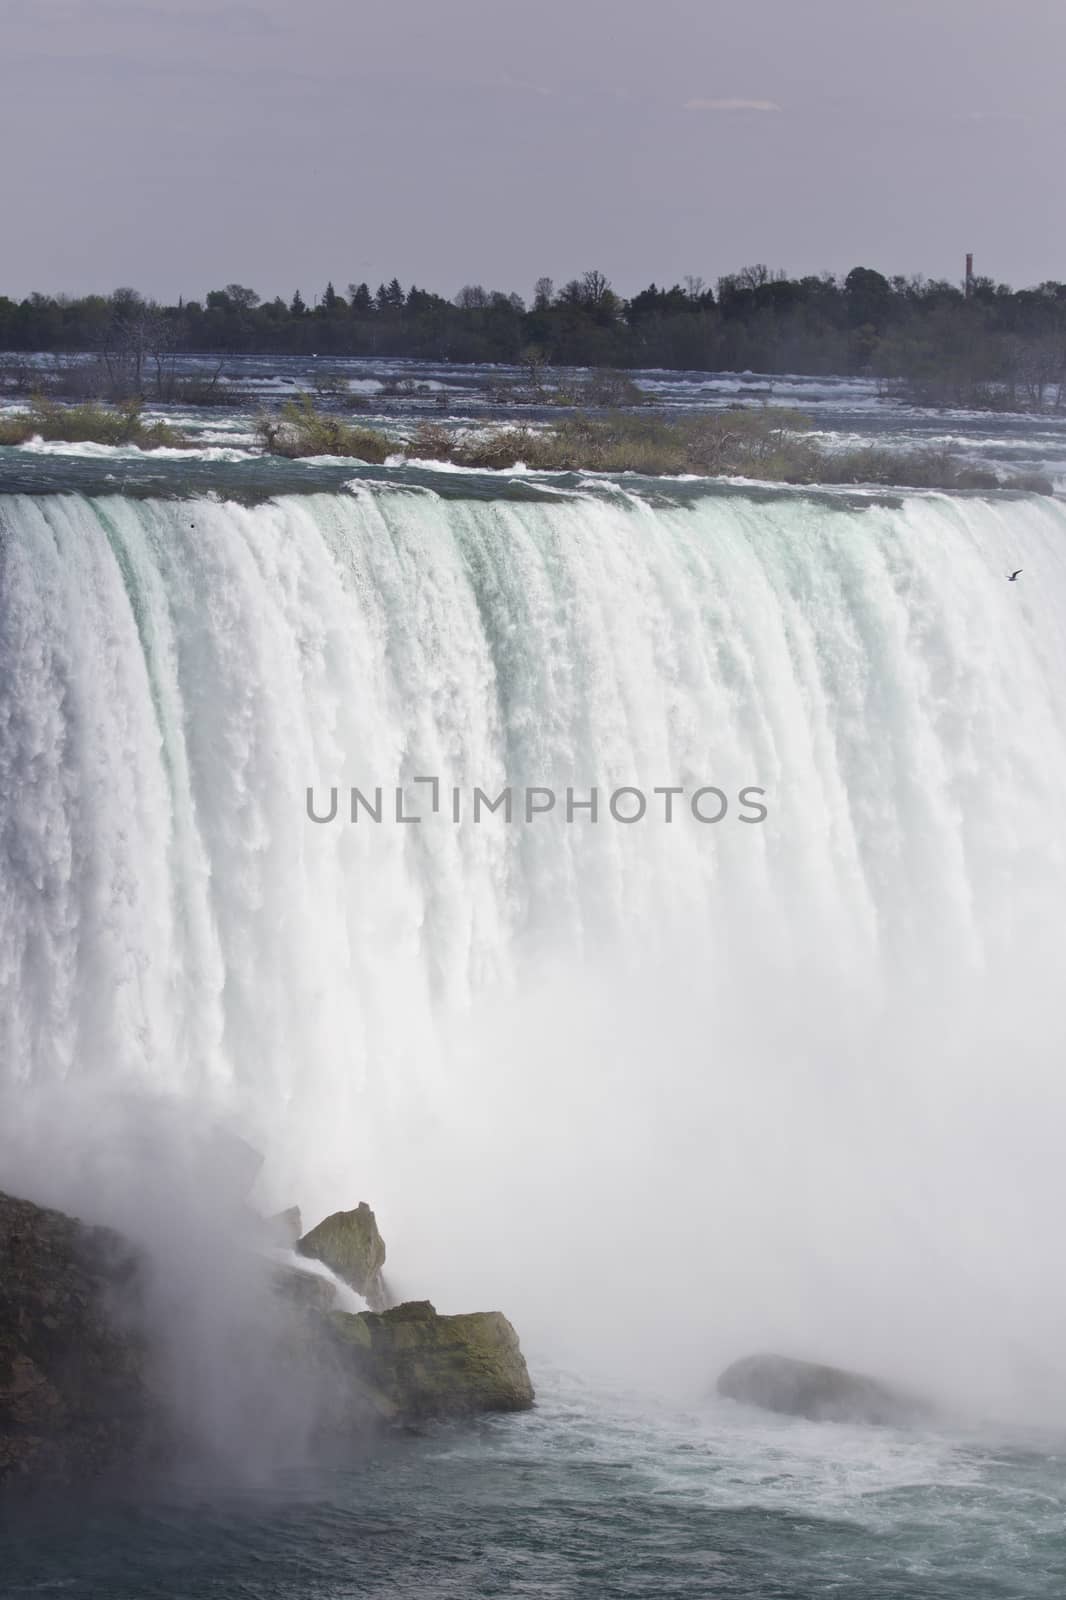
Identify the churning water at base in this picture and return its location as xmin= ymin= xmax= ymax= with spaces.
xmin=3 ymin=1379 xmax=1065 ymax=1597
xmin=2 ymin=472 xmax=1066 ymax=1593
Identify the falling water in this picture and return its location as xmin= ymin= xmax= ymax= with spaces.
xmin=2 ymin=478 xmax=1066 ymax=1420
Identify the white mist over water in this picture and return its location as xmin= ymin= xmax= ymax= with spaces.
xmin=2 ymin=479 xmax=1066 ymax=1431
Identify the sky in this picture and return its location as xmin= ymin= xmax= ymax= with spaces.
xmin=1 ymin=0 xmax=1063 ymax=304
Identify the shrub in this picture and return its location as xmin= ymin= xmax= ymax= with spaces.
xmin=0 ymin=397 xmax=181 ymax=448
xmin=0 ymin=415 xmax=31 ymax=445
xmin=256 ymin=395 xmax=391 ymax=461
xmin=452 ymin=428 xmax=544 ymax=470
xmin=552 ymin=369 xmax=647 ymax=408
xmin=310 ymin=370 xmax=350 ymax=397
xmin=406 ymin=422 xmax=455 ymax=460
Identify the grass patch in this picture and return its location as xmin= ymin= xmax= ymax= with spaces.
xmin=255 ymin=395 xmax=391 ymax=461
xmin=255 ymin=403 xmax=1057 ymax=493
xmin=0 ymin=397 xmax=182 ymax=448
xmin=408 ymin=412 xmax=1055 ymax=492
xmin=441 ymin=411 xmax=821 ymax=476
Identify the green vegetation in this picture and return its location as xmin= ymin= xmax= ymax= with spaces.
xmin=3 ymin=269 xmax=1066 ymax=410
xmin=254 ymin=395 xmax=391 ymax=460
xmin=0 ymin=392 xmax=1052 ymax=494
xmin=0 ymin=397 xmax=181 ymax=448
xmin=403 ymin=412 xmax=1054 ymax=492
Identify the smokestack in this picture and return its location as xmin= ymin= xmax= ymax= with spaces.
xmin=965 ymin=253 xmax=975 ymax=298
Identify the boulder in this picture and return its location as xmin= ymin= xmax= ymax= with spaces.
xmin=325 ymin=1300 xmax=534 ymax=1420
xmin=297 ymin=1204 xmax=389 ymax=1310
xmin=716 ymin=1353 xmax=927 ymax=1426
xmin=0 ymin=1191 xmax=154 ymax=1488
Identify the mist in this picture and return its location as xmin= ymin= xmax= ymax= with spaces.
xmin=0 ymin=1086 xmax=369 ymax=1485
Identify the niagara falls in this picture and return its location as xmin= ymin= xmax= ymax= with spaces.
xmin=3 ymin=379 xmax=1066 ymax=1591
xmin=4 ymin=0 xmax=1066 ymax=1592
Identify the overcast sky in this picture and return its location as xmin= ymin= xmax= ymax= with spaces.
xmin=1 ymin=0 xmax=1063 ymax=303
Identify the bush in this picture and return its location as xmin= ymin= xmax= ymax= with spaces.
xmin=256 ymin=395 xmax=391 ymax=461
xmin=406 ymin=422 xmax=455 ymax=460
xmin=551 ymin=369 xmax=647 ymax=408
xmin=310 ymin=370 xmax=350 ymax=397
xmin=0 ymin=415 xmax=31 ymax=446
xmin=0 ymin=397 xmax=181 ymax=448
xmin=452 ymin=428 xmax=545 ymax=470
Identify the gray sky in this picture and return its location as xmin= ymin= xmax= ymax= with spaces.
xmin=2 ymin=0 xmax=1063 ymax=303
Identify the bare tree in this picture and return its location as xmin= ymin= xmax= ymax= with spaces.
xmin=99 ymin=290 xmax=177 ymax=399
xmin=581 ymin=269 xmax=613 ymax=307
xmin=719 ymin=265 xmax=788 ymax=295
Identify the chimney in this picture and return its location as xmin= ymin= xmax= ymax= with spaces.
xmin=965 ymin=253 xmax=975 ymax=298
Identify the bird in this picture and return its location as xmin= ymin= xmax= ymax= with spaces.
xmin=1008 ymin=569 xmax=1023 ymax=581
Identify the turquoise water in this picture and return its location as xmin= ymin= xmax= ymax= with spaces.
xmin=3 ymin=1378 xmax=1065 ymax=1597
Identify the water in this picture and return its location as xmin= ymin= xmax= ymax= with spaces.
xmin=2 ymin=380 xmax=1066 ymax=1594
xmin=2 ymin=1388 xmax=1065 ymax=1596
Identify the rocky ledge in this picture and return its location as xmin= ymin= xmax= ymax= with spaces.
xmin=0 ymin=1190 xmax=533 ymax=1491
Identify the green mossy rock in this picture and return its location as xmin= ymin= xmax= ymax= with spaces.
xmin=297 ymin=1204 xmax=389 ymax=1310
xmin=325 ymin=1300 xmax=534 ymax=1420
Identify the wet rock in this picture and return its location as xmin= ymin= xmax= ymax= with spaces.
xmin=325 ymin=1300 xmax=534 ymax=1420
xmin=0 ymin=1191 xmax=155 ymax=1488
xmin=716 ymin=1353 xmax=927 ymax=1426
xmin=1 ymin=1189 xmax=533 ymax=1492
xmin=271 ymin=1264 xmax=337 ymax=1314
xmin=297 ymin=1204 xmax=389 ymax=1310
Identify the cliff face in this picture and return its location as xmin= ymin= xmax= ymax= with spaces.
xmin=0 ymin=1191 xmax=154 ymax=1487
xmin=0 ymin=1190 xmax=534 ymax=1493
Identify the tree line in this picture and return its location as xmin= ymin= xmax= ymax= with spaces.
xmin=2 ymin=265 xmax=1065 ymax=409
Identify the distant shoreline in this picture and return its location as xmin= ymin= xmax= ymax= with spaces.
xmin=2 ymin=265 xmax=1065 ymax=413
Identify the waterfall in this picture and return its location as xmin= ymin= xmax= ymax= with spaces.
xmin=3 ymin=479 xmax=1066 ymax=1408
